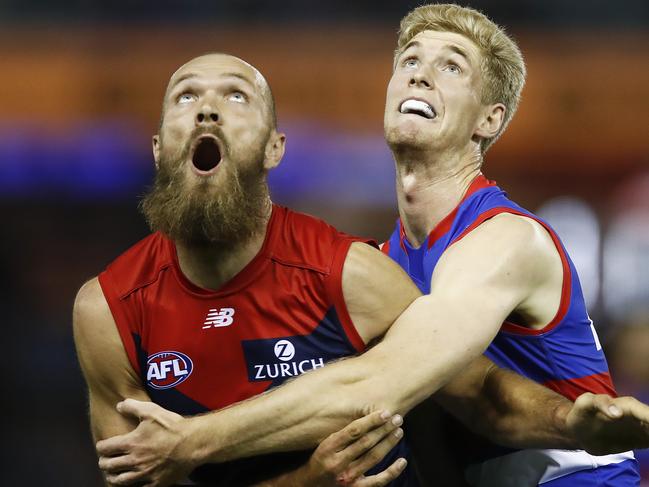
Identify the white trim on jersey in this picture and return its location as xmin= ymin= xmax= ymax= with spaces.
xmin=464 ymin=449 xmax=635 ymax=486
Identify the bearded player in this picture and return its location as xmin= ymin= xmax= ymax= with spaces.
xmin=74 ymin=52 xmax=417 ymax=487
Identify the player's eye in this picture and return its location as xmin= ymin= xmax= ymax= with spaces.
xmin=403 ymin=57 xmax=418 ymax=69
xmin=228 ymin=92 xmax=247 ymax=103
xmin=178 ymin=93 xmax=197 ymax=104
xmin=442 ymin=64 xmax=462 ymax=75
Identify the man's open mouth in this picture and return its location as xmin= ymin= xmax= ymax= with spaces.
xmin=399 ymin=99 xmax=437 ymax=120
xmin=191 ymin=136 xmax=222 ymax=173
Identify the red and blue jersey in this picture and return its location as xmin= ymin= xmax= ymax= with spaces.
xmin=99 ymin=204 xmax=413 ymax=486
xmin=383 ymin=175 xmax=639 ymax=486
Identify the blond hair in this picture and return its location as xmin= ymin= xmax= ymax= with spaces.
xmin=396 ymin=4 xmax=526 ymax=152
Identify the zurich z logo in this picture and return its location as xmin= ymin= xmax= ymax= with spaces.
xmin=274 ymin=340 xmax=295 ymax=361
xmin=146 ymin=351 xmax=193 ymax=390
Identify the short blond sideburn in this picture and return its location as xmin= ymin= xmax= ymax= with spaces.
xmin=395 ymin=4 xmax=526 ymax=153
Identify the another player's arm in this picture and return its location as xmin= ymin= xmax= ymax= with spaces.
xmin=432 ymin=340 xmax=649 ymax=454
xmin=73 ymin=279 xmax=151 ymax=471
xmin=433 ymin=355 xmax=575 ymax=449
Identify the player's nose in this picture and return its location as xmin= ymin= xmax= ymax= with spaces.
xmin=409 ymin=71 xmax=433 ymax=89
xmin=196 ymin=103 xmax=220 ymax=126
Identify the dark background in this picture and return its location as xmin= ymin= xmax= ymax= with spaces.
xmin=3 ymin=1 xmax=649 ymax=484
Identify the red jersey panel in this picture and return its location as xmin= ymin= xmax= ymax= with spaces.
xmin=98 ymin=205 xmax=375 ymax=484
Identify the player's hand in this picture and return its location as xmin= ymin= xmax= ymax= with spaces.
xmin=567 ymin=392 xmax=649 ymax=455
xmin=96 ymin=399 xmax=196 ymax=487
xmin=298 ymin=410 xmax=407 ymax=486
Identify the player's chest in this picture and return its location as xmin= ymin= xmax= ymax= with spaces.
xmin=135 ymin=273 xmax=355 ymax=407
xmin=139 ymin=279 xmax=328 ymax=358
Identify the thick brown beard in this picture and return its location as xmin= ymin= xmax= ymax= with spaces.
xmin=140 ymin=145 xmax=269 ymax=248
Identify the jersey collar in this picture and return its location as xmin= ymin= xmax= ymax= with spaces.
xmin=167 ymin=204 xmax=282 ymax=297
xmin=398 ymin=173 xmax=496 ymax=251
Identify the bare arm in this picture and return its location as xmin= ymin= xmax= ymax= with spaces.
xmin=435 ymin=355 xmax=576 ymax=449
xmin=423 ymin=214 xmax=583 ymax=449
xmin=435 ymin=356 xmax=649 ymax=454
xmin=73 ymin=277 xmax=150 ymax=442
xmin=73 ymin=278 xmax=153 ymax=485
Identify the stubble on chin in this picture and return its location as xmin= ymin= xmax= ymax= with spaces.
xmin=386 ymin=120 xmax=431 ymax=153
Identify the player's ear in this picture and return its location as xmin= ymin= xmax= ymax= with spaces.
xmin=152 ymin=135 xmax=160 ymax=170
xmin=475 ymin=103 xmax=505 ymax=140
xmin=263 ymin=131 xmax=286 ymax=171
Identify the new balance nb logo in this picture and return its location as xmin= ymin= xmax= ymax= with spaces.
xmin=202 ymin=308 xmax=235 ymax=329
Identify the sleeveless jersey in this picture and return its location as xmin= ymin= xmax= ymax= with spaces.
xmin=99 ymin=204 xmax=413 ymax=486
xmin=383 ymin=175 xmax=639 ymax=486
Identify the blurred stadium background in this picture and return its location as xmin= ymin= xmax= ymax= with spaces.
xmin=3 ymin=0 xmax=649 ymax=484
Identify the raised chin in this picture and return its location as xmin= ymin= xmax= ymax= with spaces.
xmin=387 ymin=122 xmax=434 ymax=150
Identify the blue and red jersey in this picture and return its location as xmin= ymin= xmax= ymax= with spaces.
xmin=99 ymin=204 xmax=412 ymax=486
xmin=383 ymin=174 xmax=639 ymax=486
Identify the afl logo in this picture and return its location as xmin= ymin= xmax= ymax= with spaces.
xmin=146 ymin=351 xmax=193 ymax=390
xmin=274 ymin=340 xmax=295 ymax=361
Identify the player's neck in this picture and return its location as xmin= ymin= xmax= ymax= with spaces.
xmin=175 ymin=206 xmax=272 ymax=291
xmin=394 ymin=150 xmax=481 ymax=248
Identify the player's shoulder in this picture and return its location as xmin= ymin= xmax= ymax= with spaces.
xmin=477 ymin=212 xmax=546 ymax=241
xmin=73 ymin=276 xmax=140 ymax=392
xmin=343 ymin=239 xmax=410 ymax=284
xmin=101 ymin=232 xmax=172 ymax=298
xmin=74 ymin=276 xmax=105 ymax=314
xmin=463 ymin=212 xmax=552 ymax=252
xmin=73 ymin=276 xmax=114 ymax=343
xmin=445 ymin=211 xmax=559 ymax=277
xmin=271 ymin=206 xmax=375 ymax=273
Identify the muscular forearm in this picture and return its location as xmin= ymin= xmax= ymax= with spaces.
xmin=188 ymin=294 xmax=488 ymax=464
xmin=439 ymin=363 xmax=579 ymax=449
xmin=482 ymin=367 xmax=578 ymax=448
